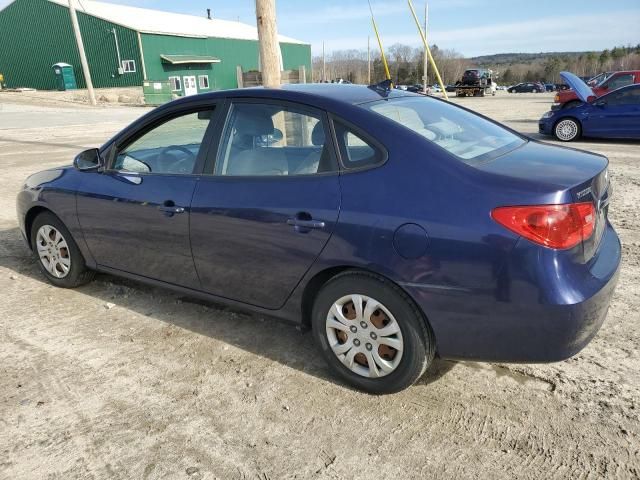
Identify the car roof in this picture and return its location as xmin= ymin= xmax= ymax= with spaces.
xmin=170 ymin=83 xmax=416 ymax=109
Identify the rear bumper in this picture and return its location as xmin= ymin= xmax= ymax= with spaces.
xmin=406 ymin=222 xmax=621 ymax=362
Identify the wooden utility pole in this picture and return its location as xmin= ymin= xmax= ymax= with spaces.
xmin=322 ymin=41 xmax=326 ymax=82
xmin=68 ymin=0 xmax=96 ymax=105
xmin=422 ymin=3 xmax=428 ymax=94
xmin=367 ymin=36 xmax=371 ymax=84
xmin=255 ymin=0 xmax=281 ymax=88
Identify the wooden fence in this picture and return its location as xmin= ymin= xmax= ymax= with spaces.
xmin=236 ymin=66 xmax=307 ymax=88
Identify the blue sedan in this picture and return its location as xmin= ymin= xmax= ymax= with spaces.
xmin=16 ymin=83 xmax=620 ymax=393
xmin=540 ymin=71 xmax=640 ymax=141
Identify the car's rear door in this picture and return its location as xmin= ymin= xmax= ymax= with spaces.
xmin=189 ymin=100 xmax=341 ymax=309
xmin=76 ymin=105 xmax=220 ymax=288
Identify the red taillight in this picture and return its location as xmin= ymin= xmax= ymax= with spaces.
xmin=491 ymin=202 xmax=595 ymax=249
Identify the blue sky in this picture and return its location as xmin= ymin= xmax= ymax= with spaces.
xmin=2 ymin=0 xmax=639 ymax=56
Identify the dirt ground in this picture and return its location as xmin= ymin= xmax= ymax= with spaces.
xmin=0 ymin=92 xmax=638 ymax=480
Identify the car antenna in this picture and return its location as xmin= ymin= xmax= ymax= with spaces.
xmin=367 ymin=79 xmax=393 ymax=96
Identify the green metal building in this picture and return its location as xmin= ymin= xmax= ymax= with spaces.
xmin=0 ymin=0 xmax=311 ymax=95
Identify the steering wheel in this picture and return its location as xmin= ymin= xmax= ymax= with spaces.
xmin=157 ymin=145 xmax=197 ymax=174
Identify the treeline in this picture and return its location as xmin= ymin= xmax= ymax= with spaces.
xmin=483 ymin=45 xmax=640 ymax=84
xmin=312 ymin=44 xmax=465 ymax=86
xmin=312 ymin=44 xmax=640 ymax=86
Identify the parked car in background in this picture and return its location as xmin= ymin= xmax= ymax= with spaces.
xmin=446 ymin=84 xmax=457 ymax=92
xmin=554 ymin=70 xmax=640 ymax=109
xmin=545 ymin=83 xmax=555 ymax=92
xmin=406 ymin=84 xmax=427 ymax=93
xmin=17 ymin=83 xmax=620 ymax=394
xmin=540 ymin=71 xmax=640 ymax=141
xmin=508 ymin=82 xmax=544 ymax=93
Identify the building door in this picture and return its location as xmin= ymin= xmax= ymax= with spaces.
xmin=183 ymin=76 xmax=198 ymax=96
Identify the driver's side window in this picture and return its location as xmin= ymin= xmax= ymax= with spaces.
xmin=114 ymin=109 xmax=214 ymax=175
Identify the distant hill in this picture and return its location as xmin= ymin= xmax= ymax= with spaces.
xmin=469 ymin=52 xmax=588 ymax=66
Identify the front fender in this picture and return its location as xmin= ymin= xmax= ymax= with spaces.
xmin=17 ymin=167 xmax=96 ymax=268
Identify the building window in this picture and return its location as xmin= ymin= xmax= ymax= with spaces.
xmin=198 ymin=75 xmax=210 ymax=89
xmin=169 ymin=76 xmax=182 ymax=91
xmin=122 ymin=60 xmax=136 ymax=73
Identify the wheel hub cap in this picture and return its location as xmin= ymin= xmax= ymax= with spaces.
xmin=36 ymin=225 xmax=71 ymax=279
xmin=326 ymin=294 xmax=404 ymax=378
xmin=556 ymin=120 xmax=577 ymax=141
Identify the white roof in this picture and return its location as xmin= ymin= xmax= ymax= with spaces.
xmin=45 ymin=0 xmax=307 ymax=44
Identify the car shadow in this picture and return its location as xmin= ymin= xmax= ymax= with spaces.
xmin=0 ymin=226 xmax=453 ymax=392
xmin=529 ymin=134 xmax=640 ymax=145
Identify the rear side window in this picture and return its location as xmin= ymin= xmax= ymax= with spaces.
xmin=364 ymin=96 xmax=524 ymax=164
xmin=215 ymin=102 xmax=337 ymax=176
xmin=333 ymin=120 xmax=385 ymax=169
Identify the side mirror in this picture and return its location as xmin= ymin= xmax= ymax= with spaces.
xmin=587 ymin=95 xmax=597 ymax=103
xmin=74 ymin=148 xmax=104 ymax=172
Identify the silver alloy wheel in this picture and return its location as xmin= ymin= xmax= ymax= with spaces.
xmin=36 ymin=225 xmax=71 ymax=279
xmin=326 ymin=294 xmax=404 ymax=378
xmin=555 ymin=119 xmax=579 ymax=141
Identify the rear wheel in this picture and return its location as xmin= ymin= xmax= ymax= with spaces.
xmin=554 ymin=118 xmax=581 ymax=142
xmin=312 ymin=271 xmax=435 ymax=394
xmin=30 ymin=212 xmax=95 ymax=288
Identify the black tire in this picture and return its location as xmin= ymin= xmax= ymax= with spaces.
xmin=311 ymin=271 xmax=435 ymax=394
xmin=30 ymin=211 xmax=95 ymax=288
xmin=553 ymin=117 xmax=582 ymax=142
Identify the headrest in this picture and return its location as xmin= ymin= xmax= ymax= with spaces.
xmin=234 ymin=108 xmax=274 ymax=136
xmin=311 ymin=122 xmax=325 ymax=146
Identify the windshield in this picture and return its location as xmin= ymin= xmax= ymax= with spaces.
xmin=363 ymin=96 xmax=525 ymax=164
xmin=594 ymin=72 xmax=614 ymax=87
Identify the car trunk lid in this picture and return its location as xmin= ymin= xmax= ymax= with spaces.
xmin=477 ymin=141 xmax=610 ymax=261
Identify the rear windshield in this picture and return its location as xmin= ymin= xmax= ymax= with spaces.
xmin=363 ymin=96 xmax=525 ymax=164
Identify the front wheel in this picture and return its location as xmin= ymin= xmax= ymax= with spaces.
xmin=554 ymin=118 xmax=581 ymax=142
xmin=312 ymin=271 xmax=435 ymax=394
xmin=30 ymin=211 xmax=95 ymax=288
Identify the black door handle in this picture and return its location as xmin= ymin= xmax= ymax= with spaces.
xmin=287 ymin=213 xmax=325 ymax=231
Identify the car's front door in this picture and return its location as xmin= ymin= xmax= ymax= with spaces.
xmin=76 ymin=107 xmax=218 ymax=288
xmin=190 ymin=100 xmax=341 ymax=309
xmin=586 ymin=86 xmax=640 ymax=138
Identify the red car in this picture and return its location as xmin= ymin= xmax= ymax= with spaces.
xmin=553 ymin=70 xmax=640 ymax=109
